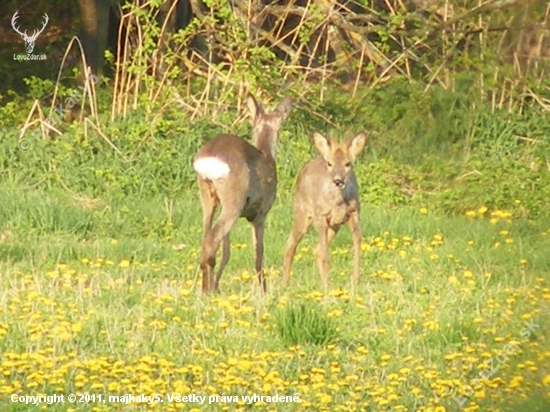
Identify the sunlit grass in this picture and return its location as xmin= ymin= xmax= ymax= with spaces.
xmin=0 ymin=188 xmax=549 ymax=411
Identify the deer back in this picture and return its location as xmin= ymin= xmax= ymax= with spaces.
xmin=192 ymin=95 xmax=292 ymax=221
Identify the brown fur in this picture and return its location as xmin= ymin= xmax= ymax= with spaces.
xmin=193 ymin=94 xmax=292 ymax=293
xmin=282 ymin=131 xmax=367 ymax=289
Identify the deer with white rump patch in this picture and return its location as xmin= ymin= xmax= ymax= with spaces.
xmin=193 ymin=94 xmax=292 ymax=294
xmin=282 ymin=131 xmax=367 ymax=289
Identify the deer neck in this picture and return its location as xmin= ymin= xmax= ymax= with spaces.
xmin=252 ymin=125 xmax=277 ymax=159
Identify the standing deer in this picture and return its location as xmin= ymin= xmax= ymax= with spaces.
xmin=193 ymin=94 xmax=292 ymax=294
xmin=282 ymin=131 xmax=367 ymax=289
xmin=11 ymin=11 xmax=49 ymax=54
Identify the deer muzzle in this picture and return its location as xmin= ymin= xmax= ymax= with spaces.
xmin=333 ymin=178 xmax=345 ymax=188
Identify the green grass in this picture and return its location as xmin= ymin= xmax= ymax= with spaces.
xmin=0 ymin=178 xmax=548 ymax=411
xmin=1 ymin=77 xmax=550 ymax=411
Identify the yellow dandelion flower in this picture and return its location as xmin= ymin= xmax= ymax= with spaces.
xmin=119 ymin=260 xmax=130 ymax=268
xmin=357 ymin=346 xmax=368 ymax=355
xmin=327 ymin=309 xmax=342 ymax=318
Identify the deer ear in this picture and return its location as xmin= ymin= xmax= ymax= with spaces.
xmin=274 ymin=96 xmax=292 ymax=120
xmin=311 ymin=131 xmax=331 ymax=159
xmin=246 ymin=94 xmax=263 ymax=121
xmin=348 ymin=132 xmax=367 ymax=161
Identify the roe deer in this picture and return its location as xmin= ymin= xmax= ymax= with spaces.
xmin=193 ymin=94 xmax=292 ymax=293
xmin=282 ymin=131 xmax=367 ymax=289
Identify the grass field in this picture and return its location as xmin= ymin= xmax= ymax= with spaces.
xmin=1 ymin=64 xmax=550 ymax=411
xmin=1 ymin=0 xmax=549 ymax=409
xmin=0 ymin=157 xmax=549 ymax=411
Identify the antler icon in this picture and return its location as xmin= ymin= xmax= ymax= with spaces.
xmin=12 ymin=11 xmax=49 ymax=54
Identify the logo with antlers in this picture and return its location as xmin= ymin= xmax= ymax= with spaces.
xmin=12 ymin=11 xmax=49 ymax=54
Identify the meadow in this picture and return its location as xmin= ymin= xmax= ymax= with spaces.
xmin=1 ymin=1 xmax=550 ymax=409
xmin=0 ymin=81 xmax=550 ymax=412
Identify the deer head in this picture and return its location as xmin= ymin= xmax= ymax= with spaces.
xmin=311 ymin=131 xmax=367 ymax=189
xmin=12 ymin=11 xmax=49 ymax=54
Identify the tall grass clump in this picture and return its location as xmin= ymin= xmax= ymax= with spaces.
xmin=274 ymin=302 xmax=338 ymax=347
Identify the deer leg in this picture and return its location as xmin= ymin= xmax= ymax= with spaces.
xmin=327 ymin=225 xmax=339 ymax=244
xmin=201 ymin=207 xmax=239 ymax=294
xmin=214 ymin=234 xmax=230 ymax=291
xmin=251 ymin=218 xmax=267 ymax=293
xmin=197 ymin=179 xmax=217 ymax=293
xmin=282 ymin=215 xmax=311 ymax=287
xmin=347 ymin=212 xmax=362 ymax=284
xmin=313 ymin=223 xmax=340 ymax=290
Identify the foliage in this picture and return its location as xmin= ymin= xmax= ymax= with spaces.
xmin=273 ymin=302 xmax=338 ymax=347
xmin=1 ymin=1 xmax=550 ymax=410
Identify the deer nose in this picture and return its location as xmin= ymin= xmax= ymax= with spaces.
xmin=334 ymin=179 xmax=345 ymax=188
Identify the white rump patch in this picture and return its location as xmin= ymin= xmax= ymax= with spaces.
xmin=193 ymin=156 xmax=231 ymax=180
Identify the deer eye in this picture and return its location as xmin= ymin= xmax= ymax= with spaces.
xmin=327 ymin=162 xmax=332 ymax=168
xmin=345 ymin=162 xmax=351 ymax=168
